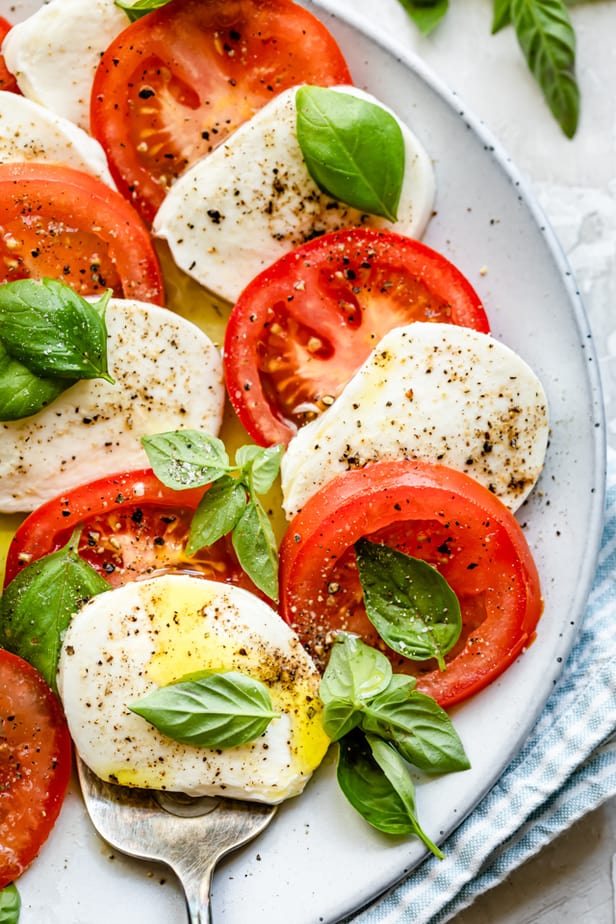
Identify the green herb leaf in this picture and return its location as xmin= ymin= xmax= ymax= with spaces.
xmin=142 ymin=430 xmax=230 ymax=489
xmin=397 ymin=0 xmax=449 ymax=35
xmin=492 ymin=0 xmax=512 ymax=32
xmin=319 ymin=632 xmax=393 ymax=705
xmin=510 ymin=0 xmax=579 ymax=137
xmin=0 ymin=279 xmax=113 ymax=382
xmin=0 ymin=531 xmax=109 ymax=691
xmin=355 ymin=539 xmax=461 ymax=670
xmin=114 ymin=0 xmax=170 ymax=20
xmin=321 ymin=699 xmax=361 ymax=741
xmin=0 ymin=339 xmax=73 ymax=421
xmin=362 ymin=685 xmax=470 ymax=773
xmin=0 ymin=884 xmax=20 ymax=924
xmin=296 ymin=86 xmax=405 ymax=222
xmin=336 ymin=730 xmax=443 ymax=856
xmin=129 ymin=670 xmax=279 ymax=748
xmin=186 ymin=475 xmax=247 ymax=555
xmin=232 ymin=499 xmax=279 ymax=601
xmin=236 ymin=443 xmax=284 ymax=496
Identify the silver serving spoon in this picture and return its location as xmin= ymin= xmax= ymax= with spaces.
xmin=76 ymin=755 xmax=277 ymax=923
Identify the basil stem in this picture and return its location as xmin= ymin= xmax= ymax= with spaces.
xmin=0 ymin=279 xmax=114 ymax=382
xmin=0 ymin=884 xmax=20 ymax=924
xmin=296 ymin=86 xmax=405 ymax=222
xmin=0 ymin=530 xmax=109 ymax=691
xmin=355 ymin=539 xmax=461 ymax=670
xmin=128 ymin=670 xmax=279 ymax=748
xmin=142 ymin=431 xmax=283 ymax=601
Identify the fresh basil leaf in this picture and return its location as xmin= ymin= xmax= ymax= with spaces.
xmin=0 ymin=338 xmax=73 ymax=421
xmin=0 ymin=279 xmax=113 ymax=382
xmin=397 ymin=0 xmax=449 ymax=35
xmin=367 ymin=733 xmax=444 ymax=856
xmin=362 ymin=685 xmax=470 ymax=773
xmin=319 ymin=632 xmax=392 ymax=705
xmin=115 ymin=0 xmax=170 ymax=20
xmin=236 ymin=443 xmax=284 ymax=496
xmin=492 ymin=0 xmax=512 ymax=32
xmin=142 ymin=430 xmax=230 ymax=489
xmin=129 ymin=670 xmax=279 ymax=748
xmin=321 ymin=699 xmax=361 ymax=741
xmin=186 ymin=475 xmax=247 ymax=555
xmin=0 ymin=531 xmax=109 ymax=691
xmin=510 ymin=0 xmax=579 ymax=137
xmin=0 ymin=884 xmax=20 ymax=924
xmin=232 ymin=499 xmax=279 ymax=601
xmin=296 ymin=86 xmax=405 ymax=222
xmin=356 ymin=539 xmax=461 ymax=670
xmin=336 ymin=730 xmax=443 ymax=855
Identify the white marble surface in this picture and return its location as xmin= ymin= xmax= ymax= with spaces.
xmin=320 ymin=1 xmax=616 ymax=921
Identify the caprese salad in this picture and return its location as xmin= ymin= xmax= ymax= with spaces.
xmin=0 ymin=0 xmax=549 ymax=919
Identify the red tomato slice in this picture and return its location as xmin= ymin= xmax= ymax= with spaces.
xmin=0 ymin=649 xmax=72 ymax=888
xmin=0 ymin=18 xmax=19 ymax=94
xmin=279 ymin=459 xmax=542 ymax=709
xmin=90 ymin=0 xmax=352 ymax=224
xmin=224 ymin=228 xmax=491 ymax=447
xmin=0 ymin=162 xmax=164 ymax=302
xmin=3 ymin=469 xmax=261 ymax=597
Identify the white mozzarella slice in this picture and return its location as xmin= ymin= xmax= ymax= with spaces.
xmin=153 ymin=85 xmax=435 ymax=304
xmin=57 ymin=574 xmax=330 ymax=803
xmin=1 ymin=0 xmax=128 ymax=131
xmin=0 ymin=91 xmax=116 ymax=185
xmin=281 ymin=322 xmax=549 ymax=518
xmin=0 ymin=298 xmax=224 ymax=513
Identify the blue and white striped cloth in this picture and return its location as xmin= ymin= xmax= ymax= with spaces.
xmin=352 ymin=452 xmax=616 ymax=923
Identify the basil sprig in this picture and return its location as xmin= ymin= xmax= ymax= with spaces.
xmin=0 ymin=884 xmax=20 ymax=924
xmin=321 ymin=633 xmax=469 ymax=853
xmin=0 ymin=279 xmax=114 ymax=421
xmin=0 ymin=530 xmax=109 ymax=691
xmin=129 ymin=670 xmax=279 ymax=748
xmin=396 ymin=0 xmax=578 ymax=137
xmin=296 ymin=86 xmax=405 ymax=223
xmin=355 ymin=538 xmax=462 ymax=671
xmin=142 ymin=430 xmax=283 ymax=601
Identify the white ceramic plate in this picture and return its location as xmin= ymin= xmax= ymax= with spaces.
xmin=7 ymin=2 xmax=606 ymax=923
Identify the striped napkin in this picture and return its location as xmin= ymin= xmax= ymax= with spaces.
xmin=350 ymin=449 xmax=615 ymax=923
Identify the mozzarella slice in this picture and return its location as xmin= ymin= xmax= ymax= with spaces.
xmin=58 ymin=574 xmax=330 ymax=803
xmin=0 ymin=91 xmax=116 ymax=185
xmin=153 ymin=85 xmax=435 ymax=304
xmin=1 ymin=0 xmax=128 ymax=131
xmin=0 ymin=298 xmax=224 ymax=513
xmin=281 ymin=322 xmax=549 ymax=518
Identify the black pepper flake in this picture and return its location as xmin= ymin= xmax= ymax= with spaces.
xmin=138 ymin=87 xmax=155 ymax=99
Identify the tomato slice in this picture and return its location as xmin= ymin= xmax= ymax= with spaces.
xmin=0 ymin=18 xmax=19 ymax=94
xmin=90 ymin=0 xmax=352 ymax=224
xmin=0 ymin=649 xmax=72 ymax=888
xmin=3 ymin=469 xmax=261 ymax=597
xmin=223 ymin=228 xmax=491 ymax=447
xmin=279 ymin=459 xmax=542 ymax=708
xmin=0 ymin=162 xmax=164 ymax=302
